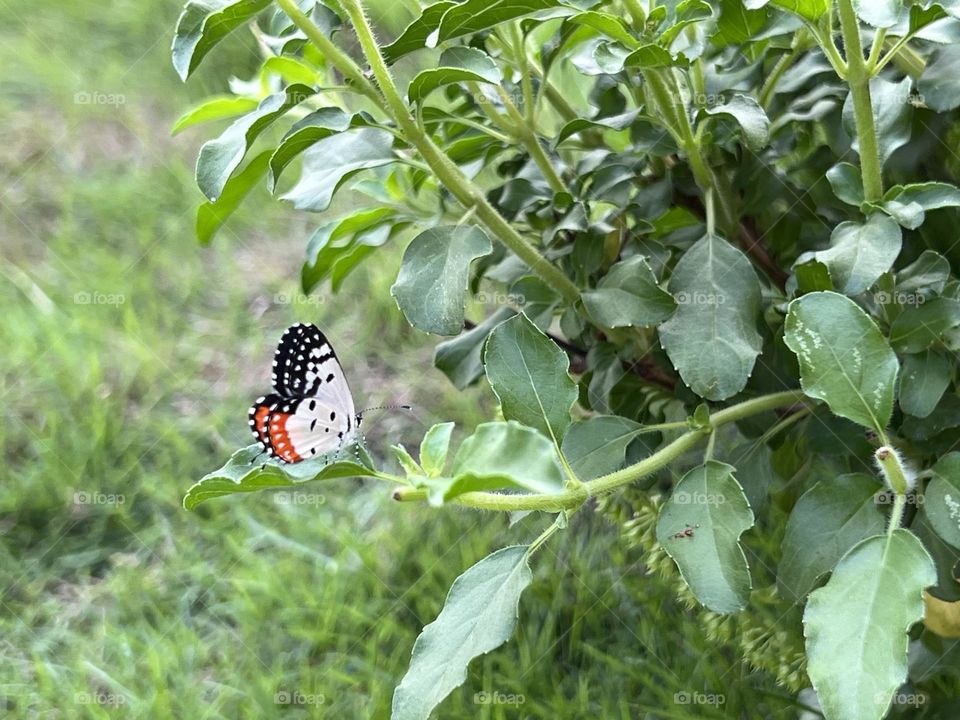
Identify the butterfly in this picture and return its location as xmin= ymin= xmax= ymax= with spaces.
xmin=248 ymin=323 xmax=359 ymax=463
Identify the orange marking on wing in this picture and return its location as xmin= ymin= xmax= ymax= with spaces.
xmin=254 ymin=406 xmax=271 ymax=441
xmin=268 ymin=413 xmax=303 ymax=463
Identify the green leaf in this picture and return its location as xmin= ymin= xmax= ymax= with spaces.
xmin=658 ymin=234 xmax=763 ymax=401
xmin=183 ymin=443 xmax=380 ymax=510
xmin=777 ymin=473 xmax=885 ymax=602
xmin=842 ymin=77 xmax=913 ymax=169
xmin=301 ymin=208 xmax=396 ymax=292
xmin=560 ymin=415 xmax=644 ymax=481
xmin=554 ymin=109 xmax=641 ymax=146
xmin=784 ymin=291 xmax=899 ymax=433
xmin=421 ymin=421 xmax=565 ymax=504
xmin=803 ymin=530 xmax=935 ymax=720
xmin=713 ymin=0 xmax=769 ymax=45
xmin=419 ymin=422 xmax=455 ymax=476
xmin=568 ymin=11 xmax=640 ymax=47
xmin=581 ymin=256 xmax=676 ymax=328
xmin=919 ymin=44 xmax=960 ymax=112
xmin=925 ymin=453 xmax=960 ymax=549
xmin=382 ymin=1 xmax=458 ymax=64
xmin=484 ymin=314 xmax=577 ymax=444
xmin=171 ymin=96 xmax=259 ymax=135
xmin=196 ymin=150 xmax=271 ymax=245
xmin=434 ymin=308 xmax=516 ymax=389
xmin=889 ymin=297 xmax=960 ymax=353
xmin=795 ymin=214 xmax=902 ymax=296
xmin=700 ymin=94 xmax=771 ymax=152
xmin=268 ymin=107 xmax=355 ymax=190
xmin=882 ymin=182 xmax=960 ymax=228
xmin=794 ymin=258 xmax=835 ymax=293
xmin=853 ymin=0 xmax=904 ymax=27
xmin=622 ymin=43 xmax=676 ymax=68
xmin=434 ymin=0 xmax=563 ymax=46
xmin=899 ymin=350 xmax=951 ymax=418
xmin=656 ymin=461 xmax=755 ymax=613
xmin=172 ymin=0 xmax=272 ymax=81
xmin=280 ymin=127 xmax=395 ymax=212
xmin=393 ymin=443 xmax=423 ymax=476
xmin=196 ymin=84 xmax=315 ymax=201
xmin=745 ymin=0 xmax=829 ymax=21
xmin=897 ymin=249 xmax=951 ymax=296
xmin=261 ymin=56 xmax=319 ymax=85
xmin=407 ymin=47 xmax=501 ymax=104
xmin=391 ymin=546 xmax=532 ymax=720
xmin=826 ymin=162 xmax=865 ymax=206
xmin=391 ymin=226 xmax=493 ymax=336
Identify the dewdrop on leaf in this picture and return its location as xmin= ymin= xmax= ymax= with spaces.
xmin=874 ymin=445 xmax=916 ymax=496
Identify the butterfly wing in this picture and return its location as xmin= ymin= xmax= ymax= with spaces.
xmin=251 ymin=323 xmax=357 ymax=463
xmin=264 ymin=396 xmax=354 ymax=462
xmin=248 ymin=393 xmax=283 ymax=453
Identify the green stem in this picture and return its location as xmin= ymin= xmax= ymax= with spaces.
xmin=322 ymin=0 xmax=582 ymax=304
xmin=275 ymin=0 xmax=381 ymax=104
xmin=509 ymin=23 xmax=536 ymax=124
xmin=877 ymin=37 xmax=927 ymax=77
xmin=759 ymin=35 xmax=806 ymax=109
xmin=642 ymin=68 xmax=737 ymax=233
xmin=836 ymin=0 xmax=884 ymax=201
xmin=495 ymin=86 xmax=569 ymax=194
xmin=886 ymin=493 xmax=906 ymax=538
xmin=393 ymin=390 xmax=808 ymax=512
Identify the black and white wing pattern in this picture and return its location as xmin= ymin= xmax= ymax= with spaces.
xmin=248 ymin=323 xmax=357 ymax=463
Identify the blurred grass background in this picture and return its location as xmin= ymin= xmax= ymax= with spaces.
xmin=0 ymin=1 xmax=819 ymax=718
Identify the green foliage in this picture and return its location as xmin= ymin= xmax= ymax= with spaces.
xmin=170 ymin=0 xmax=960 ymax=716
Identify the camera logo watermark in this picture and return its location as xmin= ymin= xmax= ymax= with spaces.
xmin=73 ymin=491 xmax=125 ymax=507
xmin=674 ymin=691 xmax=725 ymax=706
xmin=74 ymin=91 xmax=125 ymax=107
xmin=474 ymin=691 xmax=525 ymax=707
xmin=273 ymin=491 xmax=325 ymax=506
xmin=74 ymin=291 xmax=125 ymax=306
xmin=274 ymin=690 xmax=325 ymax=706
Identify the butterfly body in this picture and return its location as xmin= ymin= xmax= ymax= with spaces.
xmin=248 ymin=323 xmax=358 ymax=463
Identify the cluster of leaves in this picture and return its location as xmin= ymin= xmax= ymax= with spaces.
xmin=173 ymin=0 xmax=960 ymax=718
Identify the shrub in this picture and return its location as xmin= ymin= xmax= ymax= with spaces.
xmin=173 ymin=1 xmax=960 ymax=718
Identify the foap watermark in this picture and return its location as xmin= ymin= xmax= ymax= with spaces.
xmin=875 ymin=490 xmax=924 ymax=507
xmin=474 ymin=691 xmax=525 ymax=707
xmin=874 ymin=290 xmax=926 ymax=307
xmin=273 ymin=491 xmax=326 ymax=507
xmin=883 ymin=690 xmax=926 ymax=708
xmin=475 ymin=290 xmax=526 ymax=307
xmin=75 ymin=692 xmax=126 ymax=707
xmin=273 ymin=291 xmax=325 ymax=307
xmin=73 ymin=491 xmax=125 ymax=507
xmin=675 ymin=291 xmax=725 ymax=306
xmin=274 ymin=690 xmax=325 ymax=706
xmin=674 ymin=691 xmax=725 ymax=706
xmin=74 ymin=291 xmax=125 ymax=307
xmin=74 ymin=91 xmax=126 ymax=107
xmin=672 ymin=491 xmax=726 ymax=506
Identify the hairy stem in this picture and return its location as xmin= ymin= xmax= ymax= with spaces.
xmin=837 ymin=0 xmax=884 ymax=201
xmin=309 ymin=0 xmax=581 ymax=304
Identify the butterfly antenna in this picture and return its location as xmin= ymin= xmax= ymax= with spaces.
xmin=357 ymin=404 xmax=413 ymax=419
